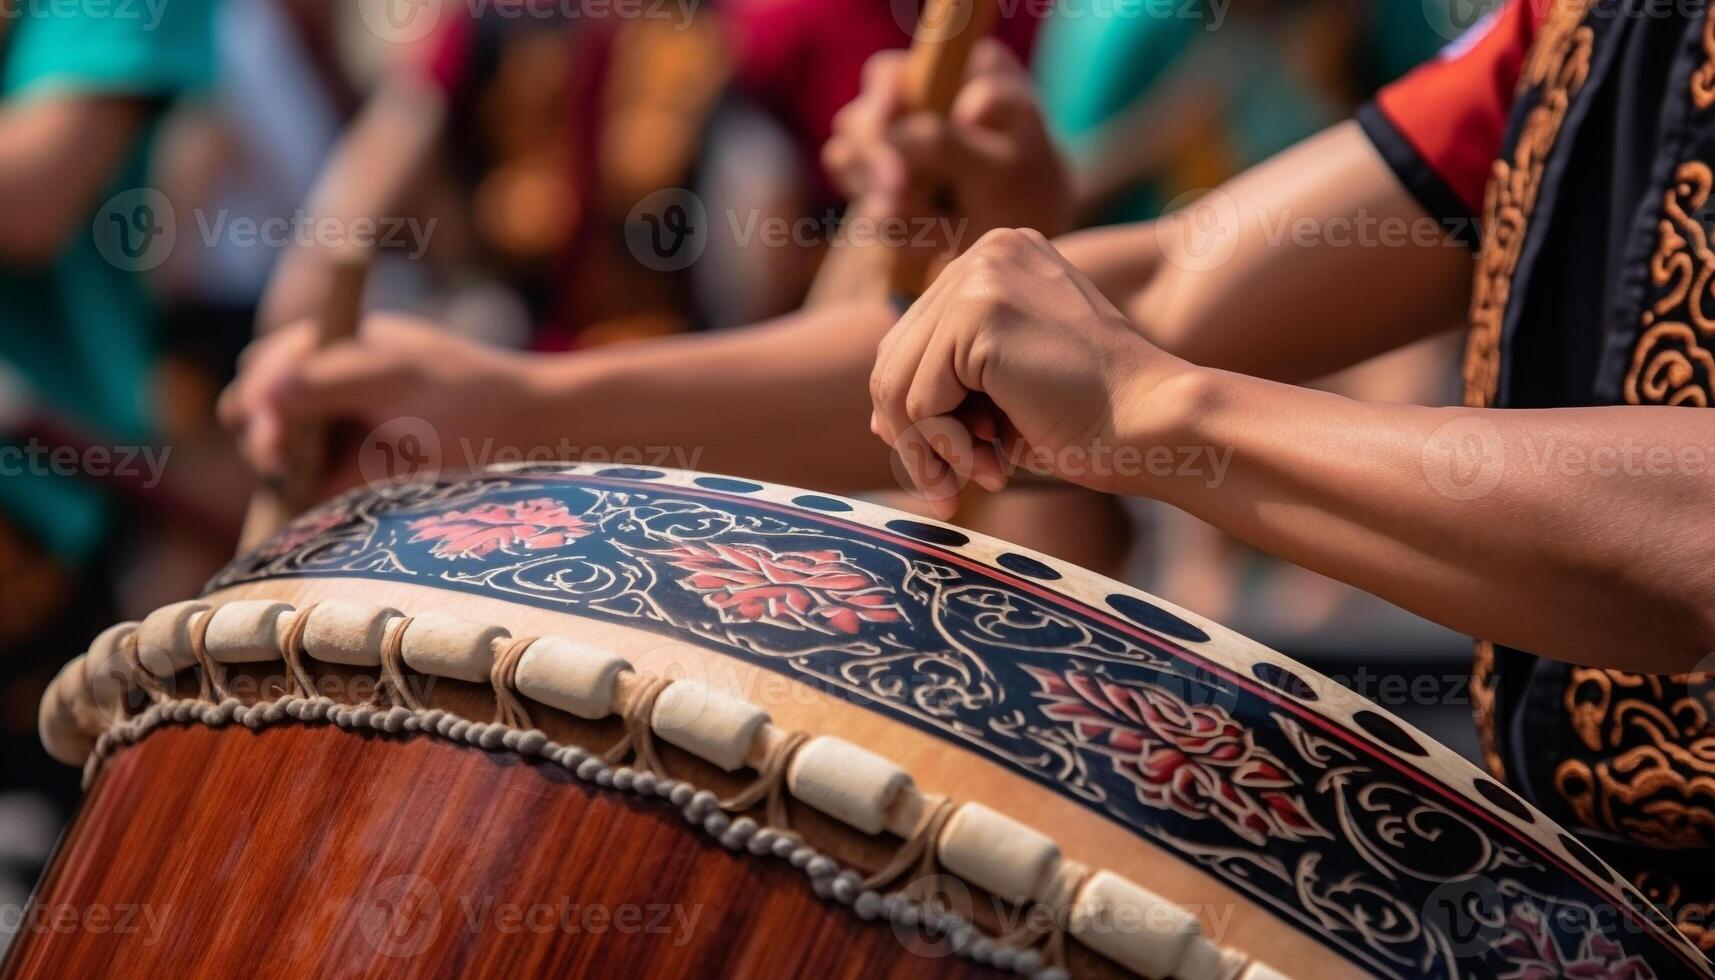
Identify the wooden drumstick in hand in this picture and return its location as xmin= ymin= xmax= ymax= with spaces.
xmin=236 ymin=247 xmax=372 ymax=553
xmin=805 ymin=0 xmax=998 ymax=306
xmin=886 ymin=0 xmax=998 ymax=297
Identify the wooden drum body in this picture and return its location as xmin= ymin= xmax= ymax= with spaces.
xmin=16 ymin=465 xmax=1711 ymax=979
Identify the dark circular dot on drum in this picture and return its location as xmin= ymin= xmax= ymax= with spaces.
xmin=793 ymin=495 xmax=853 ymax=513
xmin=597 ymin=468 xmax=665 ymax=480
xmin=1104 ymin=594 xmax=1211 ymax=643
xmin=1474 ymin=778 xmax=1534 ymax=822
xmin=1352 ymin=709 xmax=1428 ymax=757
xmin=996 ymin=553 xmax=1061 ymax=581
xmin=1251 ymin=662 xmax=1317 ymax=701
xmin=1558 ymin=832 xmax=1614 ymax=882
xmin=885 ymin=519 xmax=970 ymax=548
xmin=694 ymin=477 xmax=763 ymax=493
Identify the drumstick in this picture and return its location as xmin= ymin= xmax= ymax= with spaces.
xmin=236 ymin=247 xmax=371 ymax=553
xmin=804 ymin=0 xmax=998 ymax=306
xmin=886 ymin=0 xmax=998 ymax=297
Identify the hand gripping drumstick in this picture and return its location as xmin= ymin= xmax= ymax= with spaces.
xmin=804 ymin=0 xmax=999 ymax=306
xmin=886 ymin=0 xmax=999 ymax=297
xmin=236 ymin=247 xmax=371 ymax=553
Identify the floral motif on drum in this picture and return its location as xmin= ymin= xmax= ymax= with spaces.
xmin=212 ymin=467 xmax=1708 ymax=980
xmin=646 ymin=541 xmax=904 ymax=635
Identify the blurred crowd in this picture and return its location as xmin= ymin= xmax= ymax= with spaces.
xmin=0 ymin=0 xmax=1473 ymax=947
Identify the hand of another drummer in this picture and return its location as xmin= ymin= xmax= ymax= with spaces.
xmin=868 ymin=228 xmax=1196 ymax=517
xmin=218 ymin=315 xmax=545 ymax=489
xmin=822 ymin=40 xmax=1072 ymax=262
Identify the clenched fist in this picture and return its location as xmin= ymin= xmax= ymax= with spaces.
xmin=869 ymin=228 xmax=1197 ymax=515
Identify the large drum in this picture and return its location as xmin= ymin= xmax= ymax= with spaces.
xmin=14 ymin=465 xmax=1710 ymax=979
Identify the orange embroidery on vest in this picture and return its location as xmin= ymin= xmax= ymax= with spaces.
xmin=1694 ymin=8 xmax=1715 ymax=110
xmin=1470 ymin=641 xmax=1507 ymax=781
xmin=1625 ymin=161 xmax=1715 ymax=407
xmin=1462 ymin=0 xmax=1596 ymax=408
xmin=1462 ymin=0 xmax=1596 ymax=791
xmin=1554 ymin=668 xmax=1715 ymax=847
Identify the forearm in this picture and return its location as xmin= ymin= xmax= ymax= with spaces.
xmin=535 ymin=302 xmax=898 ymax=491
xmin=256 ymin=79 xmax=445 ymax=329
xmin=1130 ymin=368 xmax=1715 ymax=671
xmin=1058 ymin=121 xmax=1473 ymax=383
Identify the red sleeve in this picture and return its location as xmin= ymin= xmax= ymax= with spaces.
xmin=1357 ymin=0 xmax=1547 ymax=226
xmin=416 ymin=10 xmax=475 ymax=95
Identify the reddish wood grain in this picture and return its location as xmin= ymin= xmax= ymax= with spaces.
xmin=2 ymin=724 xmax=1004 ymax=979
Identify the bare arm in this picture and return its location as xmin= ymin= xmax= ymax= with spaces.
xmin=535 ymin=302 xmax=899 ymax=489
xmin=254 ymin=78 xmax=447 ymax=330
xmin=1057 ymin=121 xmax=1475 ymax=383
xmin=0 ymin=94 xmax=149 ymax=264
xmin=1145 ymin=370 xmax=1715 ymax=671
xmin=222 ymin=301 xmax=900 ymax=494
xmin=867 ymin=228 xmax=1715 ymax=673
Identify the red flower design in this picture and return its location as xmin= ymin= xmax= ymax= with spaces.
xmin=1494 ymin=903 xmax=1653 ymax=979
xmin=408 ymin=498 xmax=591 ymax=560
xmin=652 ymin=541 xmax=903 ymax=635
xmin=1027 ymin=667 xmax=1326 ymax=845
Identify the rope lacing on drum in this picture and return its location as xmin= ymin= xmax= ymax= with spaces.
xmin=120 ymin=630 xmax=169 ymax=709
xmin=379 ymin=616 xmax=421 ymax=710
xmin=862 ymin=795 xmax=957 ymax=905
xmin=603 ymin=673 xmax=673 ymax=775
xmin=719 ymin=730 xmax=810 ymax=830
xmin=999 ymin=860 xmax=1092 ymax=970
xmin=277 ymin=602 xmax=321 ymax=698
xmin=188 ymin=610 xmax=228 ymax=703
xmin=491 ymin=636 xmax=537 ymax=729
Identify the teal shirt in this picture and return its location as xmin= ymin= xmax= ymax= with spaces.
xmin=1033 ymin=1 xmax=1446 ymax=225
xmin=0 ymin=0 xmax=216 ymax=563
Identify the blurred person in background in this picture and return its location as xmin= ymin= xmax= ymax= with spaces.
xmin=255 ymin=0 xmax=1041 ymax=349
xmin=229 ymin=0 xmax=1464 ymax=588
xmin=0 ymin=0 xmax=218 ymax=949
